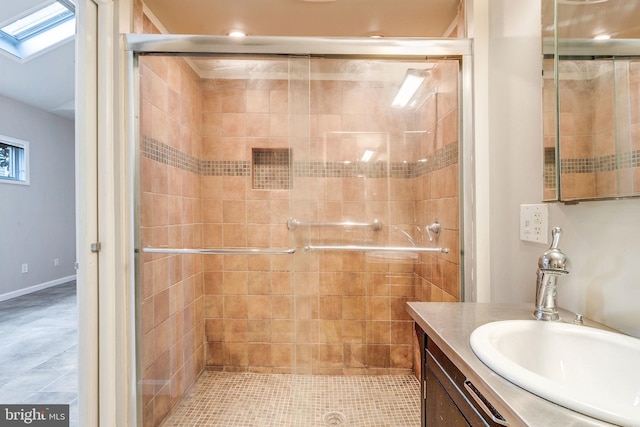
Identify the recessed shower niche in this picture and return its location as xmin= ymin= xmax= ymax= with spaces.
xmin=252 ymin=148 xmax=291 ymax=190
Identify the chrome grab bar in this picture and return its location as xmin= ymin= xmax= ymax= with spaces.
xmin=287 ymin=218 xmax=383 ymax=232
xmin=142 ymin=247 xmax=296 ymax=255
xmin=303 ymin=245 xmax=449 ymax=254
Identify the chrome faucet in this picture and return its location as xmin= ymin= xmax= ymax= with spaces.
xmin=534 ymin=227 xmax=570 ymax=321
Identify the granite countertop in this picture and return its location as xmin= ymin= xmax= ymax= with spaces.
xmin=406 ymin=302 xmax=618 ymax=427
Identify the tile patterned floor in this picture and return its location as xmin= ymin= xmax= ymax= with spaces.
xmin=0 ymin=282 xmax=78 ymax=426
xmin=163 ymin=371 xmax=421 ymax=427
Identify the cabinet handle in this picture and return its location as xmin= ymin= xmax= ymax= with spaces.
xmin=463 ymin=380 xmax=509 ymax=426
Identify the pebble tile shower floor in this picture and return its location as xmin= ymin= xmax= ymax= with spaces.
xmin=162 ymin=371 xmax=421 ymax=427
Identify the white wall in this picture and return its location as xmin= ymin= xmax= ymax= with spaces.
xmin=550 ymin=201 xmax=640 ymax=336
xmin=0 ymin=95 xmax=76 ymax=298
xmin=480 ymin=0 xmax=640 ymax=337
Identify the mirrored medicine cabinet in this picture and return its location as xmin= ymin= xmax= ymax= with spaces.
xmin=542 ymin=0 xmax=640 ymax=202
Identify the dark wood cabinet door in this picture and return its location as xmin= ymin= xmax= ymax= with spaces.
xmin=415 ymin=324 xmax=508 ymax=427
xmin=425 ymin=362 xmax=473 ymax=427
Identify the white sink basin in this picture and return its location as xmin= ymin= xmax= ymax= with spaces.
xmin=470 ymin=320 xmax=640 ymax=426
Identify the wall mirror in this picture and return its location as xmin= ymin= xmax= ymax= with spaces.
xmin=542 ymin=0 xmax=640 ymax=202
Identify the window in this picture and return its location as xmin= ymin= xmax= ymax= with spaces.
xmin=0 ymin=136 xmax=30 ymax=185
xmin=0 ymin=1 xmax=75 ymax=62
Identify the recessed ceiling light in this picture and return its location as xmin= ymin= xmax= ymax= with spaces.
xmin=228 ymin=31 xmax=246 ymax=38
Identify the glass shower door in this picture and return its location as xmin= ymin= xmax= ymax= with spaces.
xmin=286 ymin=57 xmax=460 ymax=426
xmin=133 ymin=42 xmax=462 ymax=426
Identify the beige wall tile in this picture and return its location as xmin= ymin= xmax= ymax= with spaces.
xmin=248 ymin=320 xmax=271 ymax=343
xmin=142 ymin=66 xmax=461 ymax=382
xmin=222 ymin=113 xmax=246 ymax=137
xmin=221 ymin=89 xmax=246 ymax=113
xmin=271 ymin=295 xmax=292 ymax=319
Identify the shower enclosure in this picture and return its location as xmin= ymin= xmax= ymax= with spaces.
xmin=129 ymin=35 xmax=471 ymax=426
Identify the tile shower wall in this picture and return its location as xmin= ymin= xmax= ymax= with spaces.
xmin=592 ymin=63 xmax=640 ymax=196
xmin=199 ymin=77 xmax=295 ymax=374
xmin=413 ymin=62 xmax=460 ymax=304
xmin=542 ymin=71 xmax=557 ymax=201
xmin=138 ymin=18 xmax=206 ymax=426
xmin=200 ymin=61 xmax=460 ymax=376
xmin=545 ymin=61 xmax=640 ymax=200
xmin=558 ymin=76 xmax=599 ymax=199
xmin=137 ymin=48 xmax=460 ymax=423
xmin=286 ymin=72 xmax=419 ymax=376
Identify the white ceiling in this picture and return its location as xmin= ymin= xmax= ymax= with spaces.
xmin=1 ymin=0 xmax=639 ymax=123
xmin=142 ymin=0 xmax=462 ymax=38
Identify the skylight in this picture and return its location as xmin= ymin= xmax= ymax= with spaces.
xmin=0 ymin=1 xmax=75 ymax=62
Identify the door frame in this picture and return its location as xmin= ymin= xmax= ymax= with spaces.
xmin=75 ymin=0 xmax=99 ymax=425
xmin=76 ymin=0 xmax=137 ymax=425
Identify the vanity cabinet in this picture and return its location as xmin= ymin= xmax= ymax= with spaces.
xmin=416 ymin=324 xmax=508 ymax=427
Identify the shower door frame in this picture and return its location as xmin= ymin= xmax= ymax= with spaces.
xmin=126 ymin=33 xmax=476 ymax=424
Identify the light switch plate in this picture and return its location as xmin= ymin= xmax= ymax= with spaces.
xmin=520 ymin=204 xmax=548 ymax=244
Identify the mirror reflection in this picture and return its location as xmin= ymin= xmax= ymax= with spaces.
xmin=542 ymin=0 xmax=640 ymax=202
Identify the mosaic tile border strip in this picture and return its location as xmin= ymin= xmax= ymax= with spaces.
xmin=142 ymin=137 xmax=251 ymax=176
xmin=162 ymin=371 xmax=420 ymax=427
xmin=200 ymin=160 xmax=252 ymax=177
xmin=293 ymin=161 xmax=412 ymax=179
xmin=561 ymin=149 xmax=640 ymax=174
xmin=413 ymin=142 xmax=458 ymax=177
xmin=294 ymin=143 xmax=457 ymax=179
xmin=142 ymin=136 xmax=458 ymax=180
xmin=141 ymin=136 xmax=200 ymax=174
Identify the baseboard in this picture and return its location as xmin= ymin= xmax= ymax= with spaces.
xmin=0 ymin=275 xmax=77 ymax=302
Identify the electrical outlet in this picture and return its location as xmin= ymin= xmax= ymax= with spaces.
xmin=21 ymin=263 xmax=28 ymax=273
xmin=54 ymin=258 xmax=60 ymax=267
xmin=520 ymin=204 xmax=549 ymax=244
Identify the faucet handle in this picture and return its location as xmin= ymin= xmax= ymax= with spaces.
xmin=425 ymin=221 xmax=441 ymax=242
xmin=539 ymin=226 xmax=569 ymax=273
xmin=550 ymin=226 xmax=562 ymax=249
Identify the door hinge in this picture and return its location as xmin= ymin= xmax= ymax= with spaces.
xmin=91 ymin=242 xmax=102 ymax=253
